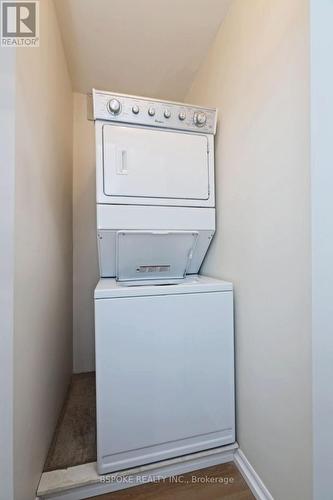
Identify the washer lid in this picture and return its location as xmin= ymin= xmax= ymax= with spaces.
xmin=94 ymin=274 xmax=233 ymax=299
xmin=116 ymin=230 xmax=198 ymax=282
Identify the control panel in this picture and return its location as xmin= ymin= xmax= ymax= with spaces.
xmin=92 ymin=89 xmax=217 ymax=134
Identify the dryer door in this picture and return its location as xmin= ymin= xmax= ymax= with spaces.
xmin=102 ymin=124 xmax=210 ymax=205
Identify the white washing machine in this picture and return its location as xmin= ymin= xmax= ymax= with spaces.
xmin=95 ymin=276 xmax=234 ymax=474
xmin=92 ymin=90 xmax=235 ymax=474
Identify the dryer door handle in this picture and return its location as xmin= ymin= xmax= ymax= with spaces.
xmin=116 ymin=148 xmax=128 ymax=175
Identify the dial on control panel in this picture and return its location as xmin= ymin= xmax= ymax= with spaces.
xmin=193 ymin=111 xmax=207 ymax=127
xmin=132 ymin=105 xmax=139 ymax=114
xmin=148 ymin=107 xmax=155 ymax=116
xmin=107 ymin=98 xmax=121 ymax=115
xmin=178 ymin=111 xmax=186 ymax=121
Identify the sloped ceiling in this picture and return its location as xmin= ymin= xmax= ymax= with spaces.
xmin=54 ymin=0 xmax=231 ymax=101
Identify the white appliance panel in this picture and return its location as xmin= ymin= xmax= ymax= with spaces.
xmin=92 ymin=89 xmax=217 ymax=134
xmin=96 ymin=205 xmax=216 ymax=230
xmin=103 ymin=124 xmax=209 ymax=201
xmin=116 ymin=230 xmax=198 ymax=282
xmin=96 ymin=205 xmax=215 ymax=278
xmin=95 ymin=284 xmax=235 ymax=473
xmin=97 ymin=229 xmax=214 ymax=278
xmin=94 ymin=275 xmax=233 ymax=298
xmin=95 ymin=122 xmax=215 ymax=208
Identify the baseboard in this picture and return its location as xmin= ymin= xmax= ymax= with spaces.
xmin=37 ymin=444 xmax=274 ymax=500
xmin=37 ymin=443 xmax=238 ymax=499
xmin=234 ymin=449 xmax=274 ymax=500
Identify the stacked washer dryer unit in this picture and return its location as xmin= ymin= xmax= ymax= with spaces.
xmin=93 ymin=89 xmax=235 ymax=475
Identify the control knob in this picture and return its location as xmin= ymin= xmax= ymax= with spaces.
xmin=107 ymin=98 xmax=121 ymax=115
xmin=178 ymin=111 xmax=186 ymax=121
xmin=193 ymin=111 xmax=207 ymax=127
xmin=132 ymin=105 xmax=139 ymax=114
xmin=148 ymin=107 xmax=155 ymax=116
xmin=164 ymin=109 xmax=171 ymax=118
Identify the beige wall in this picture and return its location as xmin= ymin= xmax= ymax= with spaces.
xmin=310 ymin=1 xmax=333 ymax=498
xmin=14 ymin=1 xmax=73 ymax=498
xmin=0 ymin=48 xmax=15 ymax=500
xmin=73 ymin=92 xmax=99 ymax=373
xmin=186 ymin=1 xmax=312 ymax=499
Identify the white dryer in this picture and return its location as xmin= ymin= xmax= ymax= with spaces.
xmin=92 ymin=90 xmax=235 ymax=475
xmin=93 ymin=89 xmax=216 ymax=282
